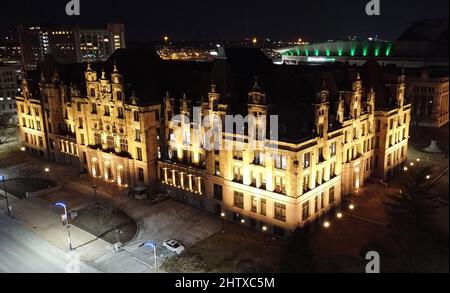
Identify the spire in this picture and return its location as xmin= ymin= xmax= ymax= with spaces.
xmin=101 ymin=69 xmax=106 ymax=80
xmin=210 ymin=81 xmax=216 ymax=93
xmin=113 ymin=64 xmax=119 ymax=74
xmin=356 ymin=71 xmax=361 ymax=80
xmin=321 ymin=78 xmax=327 ymax=91
xmin=87 ymin=63 xmax=92 ymax=72
xmin=253 ymin=76 xmax=261 ymax=91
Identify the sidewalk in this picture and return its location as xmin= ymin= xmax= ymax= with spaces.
xmin=1 ymin=193 xmax=112 ymax=265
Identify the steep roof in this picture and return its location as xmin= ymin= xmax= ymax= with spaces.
xmin=398 ymin=18 xmax=449 ymax=43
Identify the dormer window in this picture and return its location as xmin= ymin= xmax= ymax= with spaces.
xmin=104 ymin=106 xmax=110 ymax=116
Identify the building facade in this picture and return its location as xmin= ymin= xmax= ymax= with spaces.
xmin=0 ymin=65 xmax=20 ymax=122
xmin=16 ymin=49 xmax=411 ymax=237
xmin=158 ymin=69 xmax=411 ymax=237
xmin=407 ymin=68 xmax=449 ymax=128
xmin=18 ymin=24 xmax=126 ymax=70
xmin=16 ymin=57 xmax=160 ymax=191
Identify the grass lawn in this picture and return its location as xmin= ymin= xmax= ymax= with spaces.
xmin=2 ymin=178 xmax=56 ymax=198
xmin=162 ymin=222 xmax=287 ymax=273
xmin=72 ymin=203 xmax=137 ymax=244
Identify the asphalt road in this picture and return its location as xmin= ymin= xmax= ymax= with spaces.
xmin=0 ymin=209 xmax=100 ymax=273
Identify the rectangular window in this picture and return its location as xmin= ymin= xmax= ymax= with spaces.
xmin=330 ymin=162 xmax=336 ymax=178
xmin=104 ymin=106 xmax=110 ymax=116
xmin=275 ymin=176 xmax=286 ymax=194
xmin=136 ymin=147 xmax=143 ymax=161
xmin=330 ymin=142 xmax=337 ymax=157
xmin=214 ymin=184 xmax=223 ymax=201
xmin=251 ymin=196 xmax=258 ymax=213
xmin=302 ymin=202 xmax=310 ymax=221
xmin=91 ymin=103 xmax=97 ymax=114
xmin=94 ymin=133 xmax=102 ymax=145
xmin=107 ymin=136 xmax=115 ymax=149
xmin=274 ymin=154 xmax=287 ymax=170
xmin=233 ymin=191 xmax=244 ymax=209
xmin=120 ymin=139 xmax=128 ymax=153
xmin=137 ymin=168 xmax=144 ymax=182
xmin=134 ymin=111 xmax=139 ymax=122
xmin=78 ymin=118 xmax=83 ymax=129
xmin=233 ymin=150 xmax=243 ymax=161
xmin=117 ymin=107 xmax=124 ymax=119
xmin=183 ymin=129 xmax=191 ymax=145
xmin=80 ymin=133 xmax=85 ymax=145
xmin=260 ymin=199 xmax=267 ymax=216
xmin=77 ymin=102 xmax=81 ymax=111
xmin=387 ymin=154 xmax=392 ymax=167
xmin=253 ymin=150 xmax=265 ymax=166
xmin=314 ymin=196 xmax=319 ymax=213
xmin=321 ymin=192 xmax=325 ymax=209
xmin=303 ymin=152 xmax=310 ymax=169
xmin=329 ymin=186 xmax=335 ymax=204
xmin=303 ymin=175 xmax=309 ymax=192
xmin=318 ymin=147 xmax=324 ymax=163
xmin=233 ymin=167 xmax=243 ymax=183
xmin=274 ymin=203 xmax=286 ymax=222
xmin=135 ymin=129 xmax=141 ymax=142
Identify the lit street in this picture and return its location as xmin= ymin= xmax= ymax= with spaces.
xmin=0 ymin=209 xmax=99 ymax=273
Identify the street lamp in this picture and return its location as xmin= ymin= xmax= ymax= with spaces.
xmin=20 ymin=147 xmax=26 ymax=152
xmin=403 ymin=166 xmax=408 ymax=171
xmin=323 ymin=221 xmax=331 ymax=229
xmin=337 ymin=212 xmax=343 ymax=219
xmin=426 ymin=175 xmax=431 ymax=180
xmin=241 ymin=218 xmax=246 ymax=239
xmin=92 ymin=184 xmax=98 ymax=206
xmin=410 ymin=162 xmax=414 ymax=167
xmin=140 ymin=241 xmax=158 ymax=273
xmin=349 ymin=203 xmax=355 ymax=211
xmin=220 ymin=212 xmax=226 ymax=233
xmin=44 ymin=168 xmax=50 ymax=180
xmin=53 ymin=202 xmax=72 ymax=251
xmin=0 ymin=175 xmax=11 ymax=217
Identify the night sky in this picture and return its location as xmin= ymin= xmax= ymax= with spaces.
xmin=0 ymin=0 xmax=448 ymax=42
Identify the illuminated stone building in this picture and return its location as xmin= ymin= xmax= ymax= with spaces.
xmin=16 ymin=48 xmax=411 ymax=236
xmin=406 ymin=67 xmax=449 ymax=128
xmin=158 ymin=50 xmax=411 ymax=236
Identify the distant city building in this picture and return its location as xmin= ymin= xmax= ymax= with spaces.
xmin=406 ymin=67 xmax=449 ymax=128
xmin=18 ymin=23 xmax=126 ymax=70
xmin=157 ymin=45 xmax=224 ymax=61
xmin=0 ymin=64 xmax=20 ymax=121
xmin=16 ymin=48 xmax=411 ymax=236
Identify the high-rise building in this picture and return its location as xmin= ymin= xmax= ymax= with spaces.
xmin=18 ymin=23 xmax=126 ymax=70
xmin=0 ymin=64 xmax=20 ymax=121
xmin=16 ymin=48 xmax=411 ymax=236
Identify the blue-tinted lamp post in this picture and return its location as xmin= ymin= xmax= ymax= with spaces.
xmin=140 ymin=241 xmax=158 ymax=272
xmin=53 ymin=202 xmax=72 ymax=251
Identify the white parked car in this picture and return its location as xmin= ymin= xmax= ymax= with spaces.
xmin=163 ymin=240 xmax=185 ymax=255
